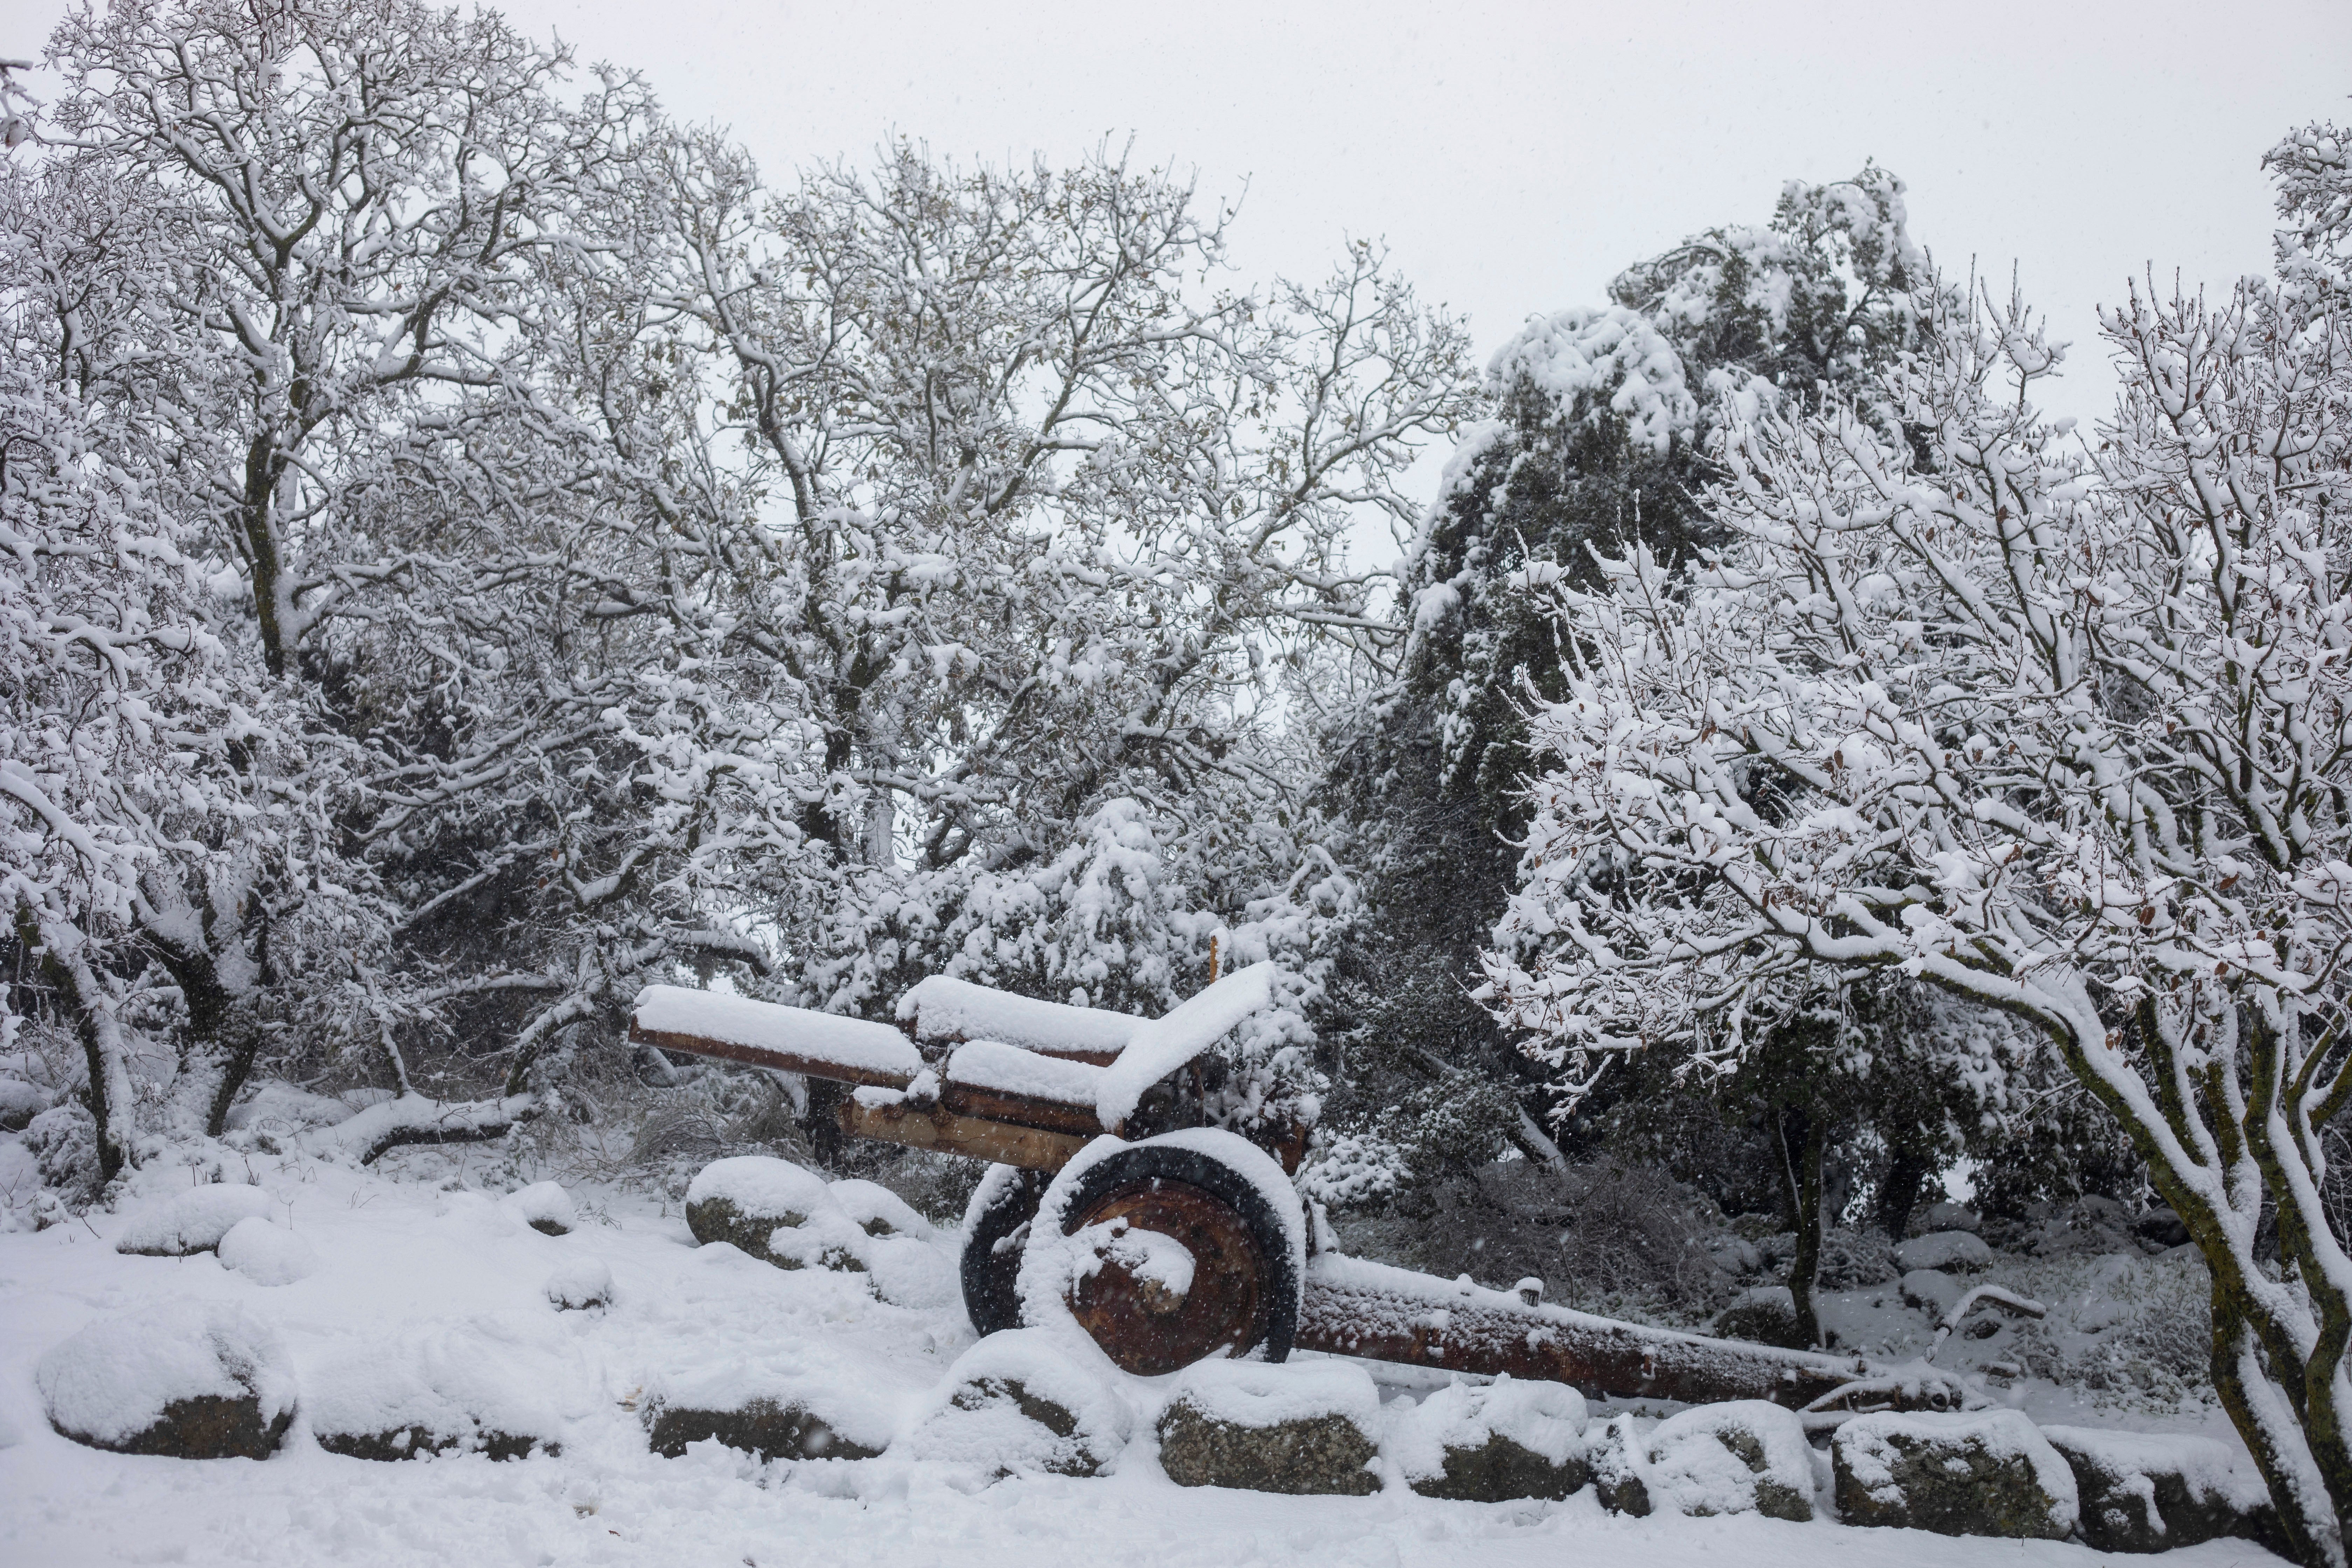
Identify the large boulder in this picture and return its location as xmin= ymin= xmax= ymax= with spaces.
xmin=1644 ymin=1400 xmax=1816 ymax=1521
xmin=1912 ymin=1201 xmax=1980 ymax=1235
xmin=1891 ymin=1230 xmax=1993 ymax=1273
xmin=38 ymin=1301 xmax=295 ymax=1459
xmin=685 ymin=1157 xmax=867 ymax=1275
xmin=1156 ymin=1359 xmax=1380 ymax=1495
xmin=216 ymin=1215 xmax=321 ymax=1286
xmin=2043 ymin=1425 xmax=2284 ymax=1555
xmin=1833 ymin=1409 xmax=2076 ymax=1539
xmin=900 ymin=1328 xmax=1132 ymax=1478
xmin=1388 ymin=1375 xmax=1587 ymax=1502
xmin=306 ymin=1316 xmax=587 ymax=1461
xmin=1713 ymin=1286 xmax=1806 ymax=1348
xmin=644 ymin=1364 xmax=894 ymax=1462
xmin=115 ymin=1183 xmax=276 ymax=1256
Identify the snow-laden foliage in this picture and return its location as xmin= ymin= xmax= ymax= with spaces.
xmin=1314 ymin=164 xmax=1952 ymax=1217
xmin=1485 ymin=125 xmax=2352 ymax=1566
xmin=2 ymin=0 xmax=1472 ymax=1181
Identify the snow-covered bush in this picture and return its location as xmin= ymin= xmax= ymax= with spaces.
xmin=1483 ymin=116 xmax=2352 ymax=1561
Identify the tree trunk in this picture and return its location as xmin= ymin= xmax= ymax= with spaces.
xmin=1772 ymin=1104 xmax=1825 ymax=1349
xmin=18 ymin=910 xmax=134 ymax=1182
xmin=1876 ymin=1147 xmax=1934 ymax=1241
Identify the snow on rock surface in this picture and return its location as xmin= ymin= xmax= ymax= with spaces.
xmin=305 ymin=1314 xmax=589 ymax=1460
xmin=1094 ymin=962 xmax=1276 ymax=1130
xmin=1642 ymin=1400 xmax=1816 ymax=1521
xmin=1589 ymin=1412 xmax=1656 ymax=1515
xmin=633 ymin=985 xmax=921 ymax=1081
xmin=1892 ymin=1230 xmax=1993 ymax=1274
xmin=2042 ymin=1424 xmax=2281 ymax=1554
xmin=37 ymin=1300 xmax=294 ymax=1458
xmin=1156 ymin=1358 xmax=1381 ymax=1495
xmin=544 ymin=1255 xmax=615 ymax=1311
xmin=685 ymin=1156 xmax=868 ymax=1275
xmin=114 ymin=1182 xmax=276 ymax=1255
xmin=1387 ymin=1375 xmax=1588 ymax=1502
xmin=1833 ymin=1409 xmax=2077 ymax=1539
xmin=829 ymin=1178 xmax=932 ymax=1239
xmin=502 ymin=1180 xmax=576 ymax=1235
xmin=1166 ymin=1358 xmax=1379 ymax=1431
xmin=896 ymin=974 xmax=1143 ymax=1057
xmin=644 ymin=1359 xmax=902 ymax=1461
xmin=901 ymin=1327 xmax=1132 ymax=1477
xmin=1914 ymin=1201 xmax=1980 ymax=1235
xmin=216 ymin=1215 xmax=321 ymax=1286
xmin=1899 ymin=1268 xmax=1964 ymax=1318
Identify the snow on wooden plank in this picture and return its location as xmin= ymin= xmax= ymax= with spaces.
xmin=632 ymin=985 xmax=922 ymax=1087
xmin=896 ymin=976 xmax=1143 ymax=1061
xmin=1094 ymin=962 xmax=1275 ymax=1131
xmin=943 ymin=1040 xmax=1106 ymax=1108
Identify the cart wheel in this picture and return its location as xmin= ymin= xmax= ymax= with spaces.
xmin=1053 ymin=1133 xmax=1301 ymax=1376
xmin=960 ymin=1163 xmax=1048 ymax=1336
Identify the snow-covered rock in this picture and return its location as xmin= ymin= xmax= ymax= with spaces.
xmin=1912 ymin=1201 xmax=1980 ymax=1235
xmin=1713 ymin=1284 xmax=1804 ymax=1347
xmin=216 ymin=1215 xmax=321 ymax=1286
xmin=1891 ymin=1230 xmax=1992 ymax=1274
xmin=0 ymin=1076 xmax=49 ymax=1131
xmin=644 ymin=1362 xmax=895 ymax=1461
xmin=37 ymin=1300 xmax=294 ymax=1458
xmin=502 ymin=1181 xmax=576 ymax=1236
xmin=305 ymin=1316 xmax=589 ymax=1461
xmin=1899 ymin=1267 xmax=1964 ymax=1318
xmin=2043 ymin=1425 xmax=2282 ymax=1554
xmin=901 ymin=1328 xmax=1132 ymax=1477
xmin=1643 ymin=1400 xmax=1815 ymax=1521
xmin=114 ymin=1183 xmax=276 ymax=1256
xmin=685 ymin=1156 xmax=868 ymax=1276
xmin=1387 ymin=1375 xmax=1587 ymax=1501
xmin=1588 ymin=1411 xmax=1654 ymax=1515
xmin=544 ymin=1255 xmax=614 ymax=1311
xmin=1832 ymin=1409 xmax=2076 ymax=1539
xmin=829 ymin=1178 xmax=931 ymax=1239
xmin=827 ymin=1178 xmax=957 ymax=1307
xmin=1156 ymin=1358 xmax=1379 ymax=1495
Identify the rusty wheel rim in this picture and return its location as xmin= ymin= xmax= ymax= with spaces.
xmin=1064 ymin=1178 xmax=1268 ymax=1376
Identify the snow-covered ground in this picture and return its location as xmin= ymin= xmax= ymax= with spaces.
xmin=0 ymin=1144 xmax=2284 ymax=1567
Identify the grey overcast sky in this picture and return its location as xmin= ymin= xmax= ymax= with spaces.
xmin=8 ymin=0 xmax=2350 ymax=539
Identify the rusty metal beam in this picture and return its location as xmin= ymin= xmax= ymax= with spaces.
xmin=629 ymin=1024 xmax=918 ymax=1092
xmin=837 ymin=1095 xmax=1092 ymax=1171
xmin=1296 ymin=1256 xmax=1868 ymax=1409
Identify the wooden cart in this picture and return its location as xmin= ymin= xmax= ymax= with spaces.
xmin=631 ymin=965 xmax=1972 ymax=1418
